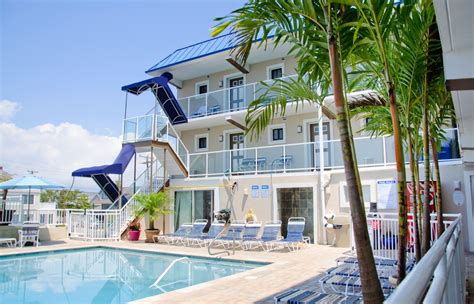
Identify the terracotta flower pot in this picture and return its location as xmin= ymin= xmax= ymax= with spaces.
xmin=128 ymin=230 xmax=140 ymax=241
xmin=145 ymin=229 xmax=160 ymax=243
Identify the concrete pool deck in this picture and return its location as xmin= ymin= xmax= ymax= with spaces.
xmin=0 ymin=240 xmax=350 ymax=303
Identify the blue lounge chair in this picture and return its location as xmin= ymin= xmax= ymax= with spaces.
xmin=242 ymin=221 xmax=282 ymax=251
xmin=327 ymin=258 xmax=416 ymax=280
xmin=187 ymin=220 xmax=226 ymax=247
xmin=153 ymin=222 xmax=192 ymax=244
xmin=271 ymin=217 xmax=310 ymax=251
xmin=336 ymin=256 xmax=397 ymax=267
xmin=179 ymin=219 xmax=208 ymax=246
xmin=319 ymin=274 xmax=394 ymax=297
xmin=274 ymin=288 xmax=361 ymax=304
xmin=214 ymin=221 xmax=246 ymax=249
xmin=240 ymin=222 xmax=262 ymax=250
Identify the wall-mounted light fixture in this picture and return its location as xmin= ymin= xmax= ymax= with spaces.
xmin=218 ymin=80 xmax=224 ymax=88
xmin=218 ymin=135 xmax=224 ymax=142
xmin=297 ymin=125 xmax=303 ymax=133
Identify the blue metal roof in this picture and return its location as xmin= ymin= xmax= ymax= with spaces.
xmin=146 ymin=33 xmax=236 ymax=73
xmin=146 ymin=32 xmax=274 ymax=74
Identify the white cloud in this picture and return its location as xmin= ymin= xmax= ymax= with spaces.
xmin=0 ymin=99 xmax=22 ymax=121
xmin=0 ymin=122 xmax=122 ymax=191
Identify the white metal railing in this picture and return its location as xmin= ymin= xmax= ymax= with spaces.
xmin=122 ymin=114 xmax=189 ymax=169
xmin=363 ymin=212 xmax=461 ymax=260
xmin=386 ymin=215 xmax=465 ymax=304
xmin=0 ymin=200 xmax=81 ymax=226
xmin=177 ymin=75 xmax=298 ymax=119
xmin=187 ymin=128 xmax=460 ymax=178
xmin=68 ymin=190 xmax=142 ymax=241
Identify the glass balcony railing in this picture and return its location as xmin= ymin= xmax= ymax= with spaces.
xmin=187 ymin=128 xmax=461 ymax=178
xmin=122 ymin=114 xmax=189 ymax=168
xmin=177 ymin=75 xmax=298 ymax=119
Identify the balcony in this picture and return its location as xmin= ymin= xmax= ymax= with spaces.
xmin=187 ymin=128 xmax=461 ymax=178
xmin=122 ymin=114 xmax=189 ymax=169
xmin=177 ymin=75 xmax=298 ymax=119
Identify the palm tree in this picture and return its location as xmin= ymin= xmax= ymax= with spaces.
xmin=213 ymin=1 xmax=384 ymax=302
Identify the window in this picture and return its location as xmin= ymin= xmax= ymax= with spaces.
xmin=198 ymin=84 xmax=208 ymax=94
xmin=174 ymin=190 xmax=214 ymax=233
xmin=195 ymin=133 xmax=209 ymax=152
xmin=273 ymin=128 xmax=284 ymax=141
xmin=268 ymin=123 xmax=286 ymax=144
xmin=267 ymin=64 xmax=285 ymax=80
xmin=22 ymin=194 xmax=34 ymax=204
xmin=195 ymin=80 xmax=209 ymax=95
xmin=339 ymin=181 xmax=375 ymax=208
xmin=271 ymin=68 xmax=283 ymax=79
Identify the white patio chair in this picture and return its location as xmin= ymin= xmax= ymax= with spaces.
xmin=18 ymin=221 xmax=40 ymax=247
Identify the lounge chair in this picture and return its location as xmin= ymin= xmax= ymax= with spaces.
xmin=188 ymin=220 xmax=226 ymax=247
xmin=153 ymin=223 xmax=192 ymax=244
xmin=214 ymin=221 xmax=246 ymax=249
xmin=0 ymin=238 xmax=17 ymax=248
xmin=274 ymin=288 xmax=361 ymax=304
xmin=327 ymin=258 xmax=416 ymax=280
xmin=319 ymin=274 xmax=394 ymax=296
xmin=240 ymin=222 xmax=262 ymax=250
xmin=179 ymin=219 xmax=208 ymax=246
xmin=271 ymin=217 xmax=310 ymax=251
xmin=336 ymin=256 xmax=397 ymax=267
xmin=242 ymin=220 xmax=282 ymax=251
xmin=18 ymin=222 xmax=40 ymax=247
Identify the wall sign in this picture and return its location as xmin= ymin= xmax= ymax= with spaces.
xmin=261 ymin=185 xmax=270 ymax=198
xmin=376 ymin=180 xmax=397 ymax=209
xmin=251 ymin=185 xmax=259 ymax=198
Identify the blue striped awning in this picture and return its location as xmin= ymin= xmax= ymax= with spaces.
xmin=121 ymin=73 xmax=188 ymax=125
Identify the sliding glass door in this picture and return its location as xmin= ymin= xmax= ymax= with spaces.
xmin=174 ymin=190 xmax=214 ymax=232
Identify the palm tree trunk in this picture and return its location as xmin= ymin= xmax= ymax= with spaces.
xmin=431 ymin=137 xmax=444 ymax=236
xmin=408 ymin=134 xmax=421 ymax=261
xmin=421 ymin=95 xmax=431 ymax=256
xmin=327 ymin=29 xmax=384 ymax=303
xmin=414 ymin=160 xmax=423 ymax=241
xmin=387 ymin=84 xmax=408 ymax=283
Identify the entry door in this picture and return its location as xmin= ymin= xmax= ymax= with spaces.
xmin=310 ymin=122 xmax=330 ymax=168
xmin=277 ymin=187 xmax=314 ymax=243
xmin=229 ymin=77 xmax=244 ymax=110
xmin=229 ymin=133 xmax=244 ymax=172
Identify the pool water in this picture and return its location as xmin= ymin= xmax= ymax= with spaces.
xmin=0 ymin=247 xmax=263 ymax=304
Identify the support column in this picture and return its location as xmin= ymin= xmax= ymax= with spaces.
xmin=318 ymin=104 xmax=327 ymax=245
xmin=150 ymin=146 xmax=154 ymax=193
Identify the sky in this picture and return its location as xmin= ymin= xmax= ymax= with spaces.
xmin=0 ymin=0 xmax=245 ymax=191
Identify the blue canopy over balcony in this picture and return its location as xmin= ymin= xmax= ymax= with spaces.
xmin=121 ymin=72 xmax=188 ymax=125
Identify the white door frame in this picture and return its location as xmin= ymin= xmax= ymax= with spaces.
xmin=272 ymin=182 xmax=318 ymax=243
xmin=464 ymin=170 xmax=474 ymax=252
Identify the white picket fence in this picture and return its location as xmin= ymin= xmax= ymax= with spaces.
xmin=68 ymin=190 xmax=141 ymax=241
xmin=363 ymin=212 xmax=460 ymax=260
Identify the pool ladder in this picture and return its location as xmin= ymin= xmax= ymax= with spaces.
xmin=149 ymin=257 xmax=191 ymax=289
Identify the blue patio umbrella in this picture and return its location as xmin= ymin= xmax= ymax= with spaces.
xmin=0 ymin=175 xmax=65 ymax=221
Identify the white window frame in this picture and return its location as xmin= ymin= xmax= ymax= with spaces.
xmin=195 ymin=80 xmax=209 ymax=96
xmin=268 ymin=123 xmax=286 ymax=145
xmin=266 ymin=63 xmax=285 ymax=80
xmin=223 ymin=72 xmax=246 ymax=88
xmin=194 ymin=133 xmax=209 ymax=152
xmin=339 ymin=180 xmax=376 ymax=208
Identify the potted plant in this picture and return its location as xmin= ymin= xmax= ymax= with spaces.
xmin=128 ymin=222 xmax=141 ymax=241
xmin=134 ymin=191 xmax=172 ymax=243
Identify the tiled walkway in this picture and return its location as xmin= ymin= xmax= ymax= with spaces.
xmin=467 ymin=252 xmax=474 ymax=304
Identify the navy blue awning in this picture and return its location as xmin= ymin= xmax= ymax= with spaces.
xmin=72 ymin=144 xmax=135 ymax=177
xmin=121 ymin=73 xmax=188 ymax=125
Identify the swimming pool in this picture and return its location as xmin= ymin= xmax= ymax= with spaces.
xmin=0 ymin=247 xmax=264 ymax=303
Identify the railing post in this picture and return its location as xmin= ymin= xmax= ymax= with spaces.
xmin=383 ymin=136 xmax=387 ymax=166
xmin=283 ymin=145 xmax=287 ymax=173
xmin=206 ymin=154 xmax=209 ymax=178
xmin=205 ymin=94 xmax=208 ymax=117
xmin=255 ymin=148 xmax=258 ymax=175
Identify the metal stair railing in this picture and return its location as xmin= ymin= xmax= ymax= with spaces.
xmin=149 ymin=257 xmax=191 ymax=289
xmin=207 ymin=226 xmax=233 ymax=257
